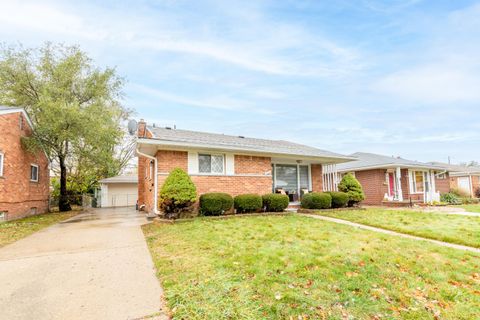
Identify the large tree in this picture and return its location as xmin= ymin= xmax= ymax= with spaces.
xmin=0 ymin=43 xmax=129 ymax=211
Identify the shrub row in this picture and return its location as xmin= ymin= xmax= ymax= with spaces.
xmin=199 ymin=193 xmax=290 ymax=215
xmin=300 ymin=191 xmax=349 ymax=209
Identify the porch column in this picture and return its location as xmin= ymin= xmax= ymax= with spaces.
xmin=430 ymin=170 xmax=436 ymax=202
xmin=396 ymin=167 xmax=403 ymax=201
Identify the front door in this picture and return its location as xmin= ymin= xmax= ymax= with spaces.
xmin=388 ymin=173 xmax=395 ymax=197
xmin=458 ymin=177 xmax=471 ymax=195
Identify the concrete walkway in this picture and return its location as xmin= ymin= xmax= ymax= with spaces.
xmin=302 ymin=213 xmax=480 ymax=254
xmin=0 ymin=207 xmax=167 ymax=320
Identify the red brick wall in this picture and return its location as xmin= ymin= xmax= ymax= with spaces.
xmin=234 ymin=155 xmax=270 ymax=175
xmin=311 ymin=164 xmax=323 ymax=192
xmin=472 ymin=176 xmax=480 ymax=197
xmin=138 ymin=155 xmax=155 ymax=213
xmin=157 ymin=150 xmax=188 ymax=174
xmin=435 ymin=172 xmax=450 ymax=195
xmin=354 ymin=169 xmax=388 ymax=205
xmin=0 ymin=112 xmax=49 ymax=220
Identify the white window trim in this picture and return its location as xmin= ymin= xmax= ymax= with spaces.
xmin=197 ymin=153 xmax=226 ymax=175
xmin=409 ymin=170 xmax=426 ymax=194
xmin=30 ymin=164 xmax=39 ymax=182
xmin=0 ymin=151 xmax=4 ymax=177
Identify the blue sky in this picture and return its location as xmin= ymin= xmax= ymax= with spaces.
xmin=1 ymin=0 xmax=479 ymax=163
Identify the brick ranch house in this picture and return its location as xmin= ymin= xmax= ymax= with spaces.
xmin=429 ymin=162 xmax=480 ymax=197
xmin=336 ymin=152 xmax=450 ymax=206
xmin=135 ymin=120 xmax=354 ymax=214
xmin=0 ymin=106 xmax=49 ymax=221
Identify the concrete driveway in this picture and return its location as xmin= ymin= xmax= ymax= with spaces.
xmin=0 ymin=207 xmax=167 ymax=320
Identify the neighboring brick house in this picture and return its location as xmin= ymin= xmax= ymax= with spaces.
xmin=428 ymin=162 xmax=480 ymax=198
xmin=0 ymin=106 xmax=49 ymax=221
xmin=336 ymin=152 xmax=449 ymax=206
xmin=135 ymin=120 xmax=353 ymax=214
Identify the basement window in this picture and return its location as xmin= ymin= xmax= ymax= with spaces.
xmin=0 ymin=211 xmax=6 ymax=221
xmin=30 ymin=164 xmax=39 ymax=182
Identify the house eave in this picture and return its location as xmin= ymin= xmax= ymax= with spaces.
xmin=137 ymin=138 xmax=355 ymax=164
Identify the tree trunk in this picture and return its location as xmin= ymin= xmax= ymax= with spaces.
xmin=58 ymin=155 xmax=71 ymax=212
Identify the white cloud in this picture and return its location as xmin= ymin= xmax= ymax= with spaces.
xmin=373 ymin=64 xmax=480 ymax=104
xmin=130 ymin=83 xmax=276 ymax=115
xmin=0 ymin=0 xmax=362 ymax=77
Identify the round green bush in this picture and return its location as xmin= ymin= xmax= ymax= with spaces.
xmin=159 ymin=168 xmax=197 ymax=219
xmin=199 ymin=193 xmax=233 ymax=216
xmin=234 ymin=194 xmax=262 ymax=213
xmin=338 ymin=173 xmax=365 ymax=206
xmin=301 ymin=192 xmax=332 ymax=209
xmin=326 ymin=191 xmax=349 ymax=208
xmin=262 ymin=194 xmax=289 ymax=212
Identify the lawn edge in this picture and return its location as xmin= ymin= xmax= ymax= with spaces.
xmin=307 ymin=211 xmax=480 ymax=249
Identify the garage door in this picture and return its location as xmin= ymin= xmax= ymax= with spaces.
xmin=458 ymin=177 xmax=471 ymax=195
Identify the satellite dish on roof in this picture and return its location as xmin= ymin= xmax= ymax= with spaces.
xmin=127 ymin=119 xmax=138 ymax=135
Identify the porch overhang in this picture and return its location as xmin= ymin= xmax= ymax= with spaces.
xmin=336 ymin=164 xmax=447 ymax=173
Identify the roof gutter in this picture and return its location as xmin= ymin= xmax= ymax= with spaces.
xmin=136 ymin=147 xmax=158 ymax=218
xmin=137 ymin=138 xmax=355 ymax=163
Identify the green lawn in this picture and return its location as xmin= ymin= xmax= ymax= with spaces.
xmin=0 ymin=211 xmax=78 ymax=247
xmin=314 ymin=208 xmax=480 ymax=248
xmin=143 ymin=215 xmax=480 ymax=319
xmin=460 ymin=204 xmax=480 ymax=213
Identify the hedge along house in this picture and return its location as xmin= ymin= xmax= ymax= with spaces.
xmin=336 ymin=152 xmax=450 ymax=206
xmin=428 ymin=162 xmax=480 ymax=197
xmin=135 ymin=120 xmax=354 ymax=214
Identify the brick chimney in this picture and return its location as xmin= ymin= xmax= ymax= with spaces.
xmin=137 ymin=119 xmax=147 ymax=138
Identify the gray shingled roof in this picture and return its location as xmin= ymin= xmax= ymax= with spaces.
xmin=337 ymin=152 xmax=446 ymax=172
xmin=99 ymin=175 xmax=138 ymax=184
xmin=144 ymin=126 xmax=353 ymax=161
xmin=428 ymin=162 xmax=480 ymax=174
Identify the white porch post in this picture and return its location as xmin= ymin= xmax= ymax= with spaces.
xmin=430 ymin=170 xmax=436 ymax=203
xmin=396 ymin=167 xmax=403 ymax=201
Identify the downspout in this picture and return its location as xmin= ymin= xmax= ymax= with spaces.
xmin=136 ymin=147 xmax=159 ymax=218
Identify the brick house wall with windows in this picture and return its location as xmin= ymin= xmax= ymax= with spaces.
xmin=0 ymin=108 xmax=49 ymax=221
xmin=135 ymin=121 xmax=352 ymax=214
xmin=348 ymin=168 xmax=449 ymax=205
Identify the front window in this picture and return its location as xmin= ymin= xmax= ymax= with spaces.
xmin=0 ymin=152 xmax=4 ymax=176
xmin=412 ymin=171 xmax=424 ymax=193
xmin=30 ymin=164 xmax=39 ymax=182
xmin=198 ymin=154 xmax=224 ymax=174
xmin=437 ymin=172 xmax=446 ymax=179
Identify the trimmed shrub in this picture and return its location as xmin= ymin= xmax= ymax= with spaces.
xmin=301 ymin=192 xmax=332 ymax=209
xmin=440 ymin=192 xmax=461 ymax=205
xmin=326 ymin=191 xmax=349 ymax=208
xmin=199 ymin=193 xmax=233 ymax=216
xmin=159 ymin=168 xmax=197 ymax=219
xmin=234 ymin=194 xmax=262 ymax=213
xmin=338 ymin=173 xmax=365 ymax=207
xmin=262 ymin=194 xmax=289 ymax=212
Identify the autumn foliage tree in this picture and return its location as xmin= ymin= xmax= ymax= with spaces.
xmin=0 ymin=43 xmax=129 ymax=211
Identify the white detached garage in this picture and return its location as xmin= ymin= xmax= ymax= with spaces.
xmin=99 ymin=175 xmax=138 ymax=207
